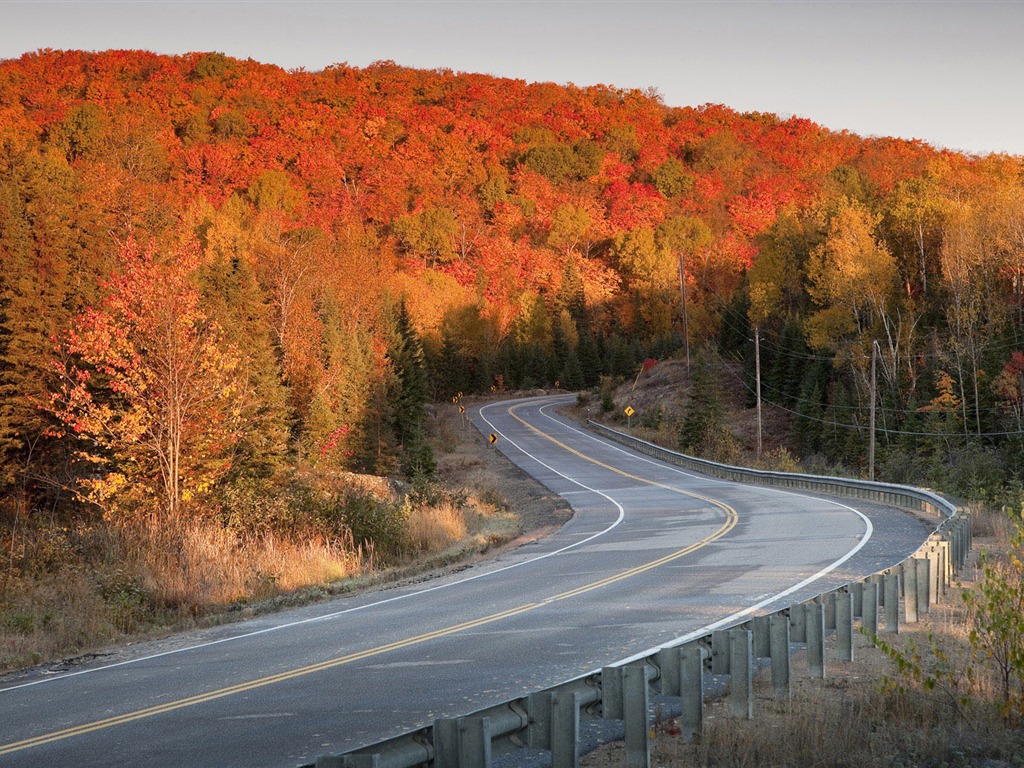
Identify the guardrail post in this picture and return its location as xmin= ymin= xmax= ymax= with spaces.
xmin=552 ymin=691 xmax=580 ymax=768
xmin=884 ymin=572 xmax=900 ymax=633
xmin=938 ymin=540 xmax=951 ymax=595
xmin=711 ymin=630 xmax=730 ymax=675
xmin=752 ymin=616 xmax=770 ymax=658
xmin=680 ymin=643 xmax=704 ymax=740
xmin=950 ymin=521 xmax=963 ymax=571
xmin=791 ymin=603 xmax=807 ymax=643
xmin=926 ymin=547 xmax=940 ymax=605
xmin=461 ymin=718 xmax=491 ymax=768
xmin=822 ymin=592 xmax=836 ymax=631
xmin=601 ymin=666 xmax=623 ymax=720
xmin=836 ymin=587 xmax=853 ymax=662
xmin=434 ymin=719 xmax=459 ymax=768
xmin=318 ymin=757 xmax=371 ymax=768
xmin=728 ymin=629 xmax=753 ymax=719
xmin=527 ymin=692 xmax=553 ymax=750
xmin=944 ymin=537 xmax=953 ymax=584
xmin=862 ymin=581 xmax=879 ymax=636
xmin=434 ymin=717 xmax=491 ymax=768
xmin=341 ymin=756 xmax=381 ymax=768
xmin=903 ymin=561 xmax=919 ymax=623
xmin=623 ymin=665 xmax=650 ymax=768
xmin=915 ymin=557 xmax=931 ymax=616
xmin=807 ymin=602 xmax=825 ymax=678
xmin=870 ymin=574 xmax=884 ymax=608
xmin=850 ymin=581 xmax=864 ymax=619
xmin=656 ymin=647 xmax=680 ymax=696
xmin=769 ymin=612 xmax=790 ymax=699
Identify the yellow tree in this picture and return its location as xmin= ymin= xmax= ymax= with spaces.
xmin=941 ymin=197 xmax=1006 ymax=436
xmin=805 ymin=198 xmax=904 ymax=395
xmin=50 ymin=238 xmax=241 ymax=518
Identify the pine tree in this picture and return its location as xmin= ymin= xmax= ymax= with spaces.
xmin=389 ymin=300 xmax=435 ymax=479
xmin=197 ymin=250 xmax=290 ymax=480
xmin=679 ymin=353 xmax=721 ymax=453
xmin=577 ymin=328 xmax=602 ymax=387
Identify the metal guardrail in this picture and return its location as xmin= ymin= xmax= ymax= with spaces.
xmin=307 ymin=423 xmax=970 ymax=768
xmin=587 ymin=421 xmax=958 ymax=521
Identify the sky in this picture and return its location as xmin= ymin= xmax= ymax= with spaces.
xmin=1 ymin=0 xmax=1022 ymax=157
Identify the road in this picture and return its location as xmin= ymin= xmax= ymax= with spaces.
xmin=0 ymin=394 xmax=932 ymax=768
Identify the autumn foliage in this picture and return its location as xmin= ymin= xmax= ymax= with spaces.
xmin=1 ymin=49 xmax=1024 ymax=590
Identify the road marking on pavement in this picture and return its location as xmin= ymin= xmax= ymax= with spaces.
xmin=505 ymin=401 xmax=739 ymax=530
xmin=0 ymin=602 xmax=540 ymax=756
xmin=1 ymin=402 xmax=739 ymax=757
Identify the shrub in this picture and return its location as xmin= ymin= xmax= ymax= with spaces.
xmin=963 ymin=525 xmax=1024 ymax=723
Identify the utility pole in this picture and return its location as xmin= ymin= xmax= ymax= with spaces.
xmin=869 ymin=340 xmax=878 ymax=481
xmin=755 ymin=327 xmax=763 ymax=458
xmin=678 ymin=253 xmax=690 ymax=373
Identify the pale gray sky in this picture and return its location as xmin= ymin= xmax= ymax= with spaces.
xmin=2 ymin=0 xmax=1022 ymax=156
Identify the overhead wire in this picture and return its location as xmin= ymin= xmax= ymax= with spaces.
xmin=682 ymin=270 xmax=1024 ymax=437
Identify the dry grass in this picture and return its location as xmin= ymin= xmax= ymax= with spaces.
xmin=0 ymin=394 xmax=569 ymax=674
xmin=583 ymin=509 xmax=1024 ymax=768
xmin=405 ymin=499 xmax=469 ymax=553
xmin=121 ymin=516 xmax=364 ymax=607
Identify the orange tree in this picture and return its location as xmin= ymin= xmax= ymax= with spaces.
xmin=50 ymin=237 xmax=242 ymax=518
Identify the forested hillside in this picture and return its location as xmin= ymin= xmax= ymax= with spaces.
xmin=2 ymin=51 xmax=1024 ymax=650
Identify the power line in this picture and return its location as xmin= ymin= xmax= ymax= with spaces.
xmin=718 ymin=360 xmax=1024 ymax=438
xmin=690 ymin=273 xmax=1024 ymax=420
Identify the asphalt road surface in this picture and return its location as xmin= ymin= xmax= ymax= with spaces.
xmin=0 ymin=394 xmax=933 ymax=768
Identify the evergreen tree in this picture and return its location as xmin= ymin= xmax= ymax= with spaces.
xmin=197 ymin=251 xmax=290 ymax=480
xmin=389 ymin=300 xmax=435 ymax=479
xmin=577 ymin=327 xmax=601 ymax=387
xmin=679 ymin=353 xmax=721 ymax=453
xmin=557 ymin=255 xmax=587 ymax=323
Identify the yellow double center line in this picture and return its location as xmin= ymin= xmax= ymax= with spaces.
xmin=1 ymin=403 xmax=738 ymax=757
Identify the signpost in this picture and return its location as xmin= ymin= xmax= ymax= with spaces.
xmin=624 ymin=405 xmax=635 ymax=429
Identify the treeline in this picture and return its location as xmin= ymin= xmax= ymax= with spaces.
xmin=1 ymin=49 xmax=1024 ymax=528
xmin=721 ymin=167 xmax=1024 ymax=501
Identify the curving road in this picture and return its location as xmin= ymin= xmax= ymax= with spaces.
xmin=0 ymin=395 xmax=931 ymax=768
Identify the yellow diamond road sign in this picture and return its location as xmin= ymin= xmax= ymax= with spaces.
xmin=624 ymin=405 xmax=635 ymax=417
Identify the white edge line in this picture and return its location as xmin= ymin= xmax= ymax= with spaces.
xmin=531 ymin=398 xmax=878 ymax=667
xmin=0 ymin=398 xmax=625 ymax=695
